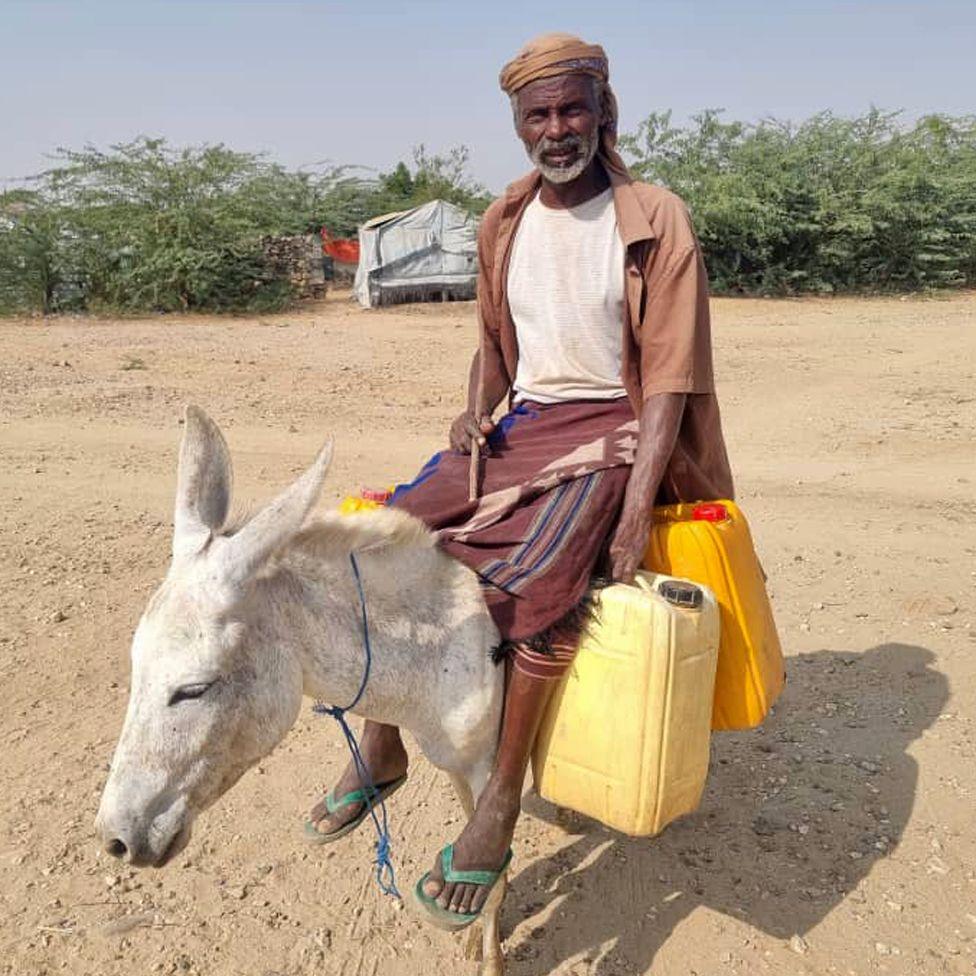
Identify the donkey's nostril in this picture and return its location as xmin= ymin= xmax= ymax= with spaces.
xmin=106 ymin=838 xmax=128 ymax=859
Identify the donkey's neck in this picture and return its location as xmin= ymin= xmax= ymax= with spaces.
xmin=257 ymin=553 xmax=376 ymax=708
xmin=257 ymin=525 xmax=494 ymax=730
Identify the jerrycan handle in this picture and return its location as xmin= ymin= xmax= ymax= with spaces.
xmin=630 ymin=572 xmax=659 ymax=598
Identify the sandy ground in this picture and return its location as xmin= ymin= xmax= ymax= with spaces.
xmin=0 ymin=290 xmax=974 ymax=976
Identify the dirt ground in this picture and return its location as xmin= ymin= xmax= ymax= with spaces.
xmin=1 ymin=290 xmax=974 ymax=976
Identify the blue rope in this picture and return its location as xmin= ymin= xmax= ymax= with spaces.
xmin=312 ymin=552 xmax=400 ymax=899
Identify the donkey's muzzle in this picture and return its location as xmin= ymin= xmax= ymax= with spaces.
xmin=96 ymin=791 xmax=190 ymax=867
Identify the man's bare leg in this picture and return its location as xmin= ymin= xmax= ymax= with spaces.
xmin=421 ymin=653 xmax=558 ymax=916
xmin=308 ymin=721 xmax=408 ymax=834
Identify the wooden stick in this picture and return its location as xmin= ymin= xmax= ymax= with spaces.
xmin=468 ymin=441 xmax=480 ymax=502
xmin=469 ymin=304 xmax=487 ymax=502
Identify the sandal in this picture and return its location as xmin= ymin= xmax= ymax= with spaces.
xmin=411 ymin=843 xmax=513 ymax=931
xmin=303 ymin=774 xmax=407 ymax=845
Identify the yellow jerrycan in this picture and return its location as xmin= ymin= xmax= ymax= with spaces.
xmin=338 ymin=487 xmax=393 ymax=515
xmin=643 ymin=500 xmax=784 ymax=731
xmin=531 ymin=571 xmax=720 ymax=837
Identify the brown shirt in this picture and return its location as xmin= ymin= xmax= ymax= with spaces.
xmin=476 ymin=165 xmax=735 ymax=504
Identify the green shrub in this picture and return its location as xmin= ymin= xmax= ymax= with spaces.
xmin=620 ymin=109 xmax=976 ymax=294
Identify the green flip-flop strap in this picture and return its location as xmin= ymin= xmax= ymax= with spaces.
xmin=325 ymin=781 xmax=386 ymax=815
xmin=440 ymin=844 xmax=513 ymax=887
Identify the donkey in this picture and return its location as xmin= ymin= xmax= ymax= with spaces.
xmin=95 ymin=406 xmax=509 ymax=975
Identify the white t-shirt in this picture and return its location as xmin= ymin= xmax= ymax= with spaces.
xmin=507 ymin=186 xmax=627 ymax=404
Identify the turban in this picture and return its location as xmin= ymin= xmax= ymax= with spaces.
xmin=499 ymin=33 xmax=630 ymax=180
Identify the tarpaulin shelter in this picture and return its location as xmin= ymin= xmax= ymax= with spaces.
xmin=353 ymin=200 xmax=478 ymax=308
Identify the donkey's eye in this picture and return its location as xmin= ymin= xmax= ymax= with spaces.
xmin=168 ymin=681 xmax=216 ymax=706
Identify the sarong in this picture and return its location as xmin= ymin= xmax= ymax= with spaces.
xmin=390 ymin=398 xmax=638 ymax=647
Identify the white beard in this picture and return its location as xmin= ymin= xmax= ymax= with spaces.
xmin=529 ymin=131 xmax=599 ymax=184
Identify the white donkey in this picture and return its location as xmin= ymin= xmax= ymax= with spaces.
xmin=96 ymin=407 xmax=509 ymax=974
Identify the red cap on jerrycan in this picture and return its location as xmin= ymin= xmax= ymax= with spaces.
xmin=692 ymin=502 xmax=729 ymax=522
xmin=361 ymin=488 xmax=391 ymax=504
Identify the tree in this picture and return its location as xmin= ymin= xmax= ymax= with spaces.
xmin=374 ymin=145 xmax=492 ymax=216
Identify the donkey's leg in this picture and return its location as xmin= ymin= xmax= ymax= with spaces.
xmin=477 ymin=873 xmax=506 ymax=976
xmin=447 ymin=771 xmax=476 ymax=818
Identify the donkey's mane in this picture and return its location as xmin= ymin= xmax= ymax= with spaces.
xmin=284 ymin=506 xmax=436 ymax=562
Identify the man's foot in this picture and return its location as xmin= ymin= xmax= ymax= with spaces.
xmin=308 ymin=724 xmax=407 ymax=836
xmin=421 ymin=780 xmax=519 ymax=917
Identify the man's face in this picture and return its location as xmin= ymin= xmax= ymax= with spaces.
xmin=514 ymin=74 xmax=603 ymax=184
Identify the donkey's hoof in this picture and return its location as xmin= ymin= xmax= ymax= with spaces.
xmin=479 ymin=954 xmax=504 ymax=976
xmin=464 ymin=927 xmax=483 ymax=962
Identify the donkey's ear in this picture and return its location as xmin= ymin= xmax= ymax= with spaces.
xmin=173 ymin=406 xmax=233 ymax=562
xmin=217 ymin=440 xmax=333 ymax=585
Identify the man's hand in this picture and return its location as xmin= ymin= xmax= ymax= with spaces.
xmin=449 ymin=410 xmax=495 ymax=454
xmin=608 ymin=392 xmax=687 ymax=584
xmin=608 ymin=502 xmax=652 ymax=583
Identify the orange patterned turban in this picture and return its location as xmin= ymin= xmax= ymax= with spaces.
xmin=499 ymin=32 xmax=629 ymax=179
xmin=498 ymin=32 xmax=609 ymax=94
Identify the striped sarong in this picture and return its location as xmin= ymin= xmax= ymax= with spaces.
xmin=390 ymin=398 xmax=637 ymax=647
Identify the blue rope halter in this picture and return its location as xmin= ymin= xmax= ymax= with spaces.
xmin=312 ymin=552 xmax=400 ymax=898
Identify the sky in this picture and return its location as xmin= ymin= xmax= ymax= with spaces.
xmin=3 ymin=0 xmax=974 ymax=193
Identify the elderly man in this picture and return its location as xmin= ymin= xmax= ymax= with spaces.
xmin=307 ymin=33 xmax=734 ymax=925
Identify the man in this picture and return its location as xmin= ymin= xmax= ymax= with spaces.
xmin=307 ymin=33 xmax=734 ymax=924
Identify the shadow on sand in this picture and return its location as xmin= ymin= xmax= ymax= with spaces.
xmin=507 ymin=643 xmax=948 ymax=974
